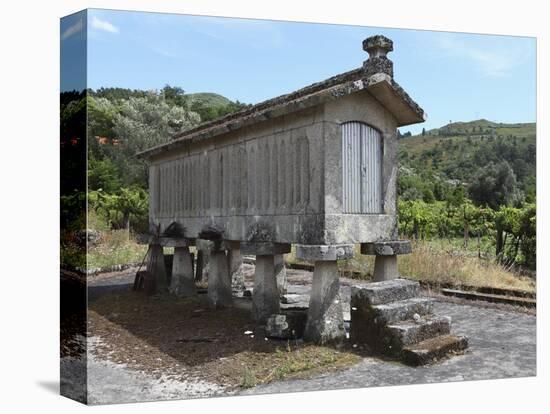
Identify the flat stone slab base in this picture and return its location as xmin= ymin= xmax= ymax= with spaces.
xmin=401 ymin=334 xmax=469 ymax=366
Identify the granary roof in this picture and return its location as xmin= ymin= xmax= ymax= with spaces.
xmin=138 ymin=35 xmax=426 ymax=160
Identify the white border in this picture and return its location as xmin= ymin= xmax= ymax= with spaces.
xmin=0 ymin=0 xmax=546 ymax=413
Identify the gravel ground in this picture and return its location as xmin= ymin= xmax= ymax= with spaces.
xmin=79 ymin=266 xmax=536 ymax=404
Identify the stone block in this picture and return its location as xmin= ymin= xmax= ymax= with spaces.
xmin=295 ymin=244 xmax=354 ymax=261
xmin=351 ymin=279 xmax=420 ymax=306
xmin=265 ymin=311 xmax=307 ymax=339
xmin=241 ymin=242 xmax=291 ymax=256
xmin=361 ymin=240 xmax=412 ymax=256
xmin=401 ymin=334 xmax=469 ymax=366
xmin=386 ymin=316 xmax=451 ymax=349
xmin=370 ymin=297 xmax=433 ymax=325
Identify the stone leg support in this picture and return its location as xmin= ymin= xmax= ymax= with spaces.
xmin=195 ymin=240 xmax=212 ymax=283
xmin=274 ymin=254 xmax=287 ymax=295
xmin=373 ymin=255 xmax=399 ymax=282
xmin=228 ymin=248 xmax=245 ymax=293
xmin=170 ymin=246 xmax=196 ymax=297
xmin=304 ymin=261 xmax=346 ymax=344
xmin=208 ymin=250 xmax=233 ymax=308
xmin=252 ymin=255 xmax=281 ymax=323
xmin=241 ymin=242 xmax=291 ymax=323
xmin=146 ymin=244 xmax=168 ymax=294
xmin=361 ymin=240 xmax=412 ymax=282
xmin=295 ymin=245 xmax=352 ymax=344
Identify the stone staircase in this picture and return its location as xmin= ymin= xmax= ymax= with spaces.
xmin=350 ymin=279 xmax=468 ymax=365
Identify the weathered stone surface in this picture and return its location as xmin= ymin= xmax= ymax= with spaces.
xmin=295 ymin=244 xmax=354 ymax=261
xmin=207 ymin=250 xmax=232 ymax=308
xmin=146 ymin=244 xmax=168 ymax=294
xmin=228 ymin=248 xmax=245 ymax=293
xmin=265 ymin=311 xmax=307 ymax=339
xmin=386 ymin=316 xmax=451 ymax=349
xmin=195 ymin=239 xmax=214 ymax=282
xmin=401 ymin=335 xmax=469 ymax=366
xmin=274 ymin=254 xmax=287 ymax=295
xmin=304 ymin=261 xmax=346 ymax=344
xmin=241 ymin=242 xmax=291 ymax=256
xmin=252 ymin=255 xmax=281 ymax=323
xmin=370 ymin=298 xmax=434 ymax=325
xmin=361 ymin=240 xmax=412 ymax=256
xmin=372 ymin=255 xmax=399 ymax=281
xmin=158 ymin=237 xmax=193 ymax=248
xmin=169 ymin=246 xmax=196 ymax=297
xmin=351 ymin=279 xmax=420 ymax=306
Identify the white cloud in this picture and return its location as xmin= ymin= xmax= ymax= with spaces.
xmin=90 ymin=16 xmax=119 ymax=34
xmin=435 ymin=34 xmax=530 ymax=77
xmin=61 ymin=18 xmax=83 ymax=40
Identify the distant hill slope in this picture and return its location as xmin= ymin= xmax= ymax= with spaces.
xmin=398 ymin=120 xmax=536 ymax=201
xmin=185 ymin=92 xmax=233 ymax=108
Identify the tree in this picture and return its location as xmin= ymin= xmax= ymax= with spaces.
xmin=109 ymin=94 xmax=201 ymax=187
xmin=421 ymin=127 xmax=426 ymax=136
xmin=468 ymin=161 xmax=521 ymax=209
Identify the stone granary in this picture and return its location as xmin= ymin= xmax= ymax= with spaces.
xmin=138 ymin=35 xmax=428 ymax=345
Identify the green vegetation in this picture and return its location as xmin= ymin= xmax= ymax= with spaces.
xmin=398 ymin=120 xmax=536 ymax=269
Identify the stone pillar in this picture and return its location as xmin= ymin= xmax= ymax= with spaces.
xmin=146 ymin=243 xmax=168 ymax=294
xmin=274 ymin=254 xmax=287 ymax=296
xmin=361 ymin=240 xmax=412 ymax=282
xmin=304 ymin=261 xmax=345 ymax=343
xmin=296 ymin=244 xmax=354 ymax=344
xmin=242 ymin=242 xmax=291 ymax=324
xmin=195 ymin=240 xmax=212 ymax=283
xmin=372 ymin=255 xmax=398 ymax=281
xmin=228 ymin=247 xmax=245 ymax=293
xmin=252 ymin=255 xmax=280 ymax=323
xmin=170 ymin=246 xmax=196 ymax=297
xmin=208 ymin=249 xmax=233 ymax=308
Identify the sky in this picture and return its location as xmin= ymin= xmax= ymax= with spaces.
xmin=61 ymin=9 xmax=536 ymax=134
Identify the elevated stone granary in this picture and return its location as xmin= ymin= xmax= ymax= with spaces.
xmin=137 ymin=35 xmax=426 ymax=343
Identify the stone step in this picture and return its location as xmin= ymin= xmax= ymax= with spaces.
xmin=371 ymin=297 xmax=434 ymax=324
xmin=351 ymin=278 xmax=421 ymax=307
xmin=386 ymin=315 xmax=451 ymax=349
xmin=401 ymin=334 xmax=469 ymax=366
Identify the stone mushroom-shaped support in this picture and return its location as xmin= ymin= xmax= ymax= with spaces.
xmin=158 ymin=237 xmax=197 ymax=298
xmin=296 ymin=244 xmax=354 ymax=344
xmin=361 ymin=240 xmax=412 ymax=282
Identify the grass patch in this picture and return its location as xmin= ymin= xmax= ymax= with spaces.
xmin=286 ymin=239 xmax=535 ymax=293
xmin=87 ymin=230 xmax=148 ymax=268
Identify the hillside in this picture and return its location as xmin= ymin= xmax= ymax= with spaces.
xmin=185 ymin=92 xmax=232 ymax=107
xmin=398 ymin=120 xmax=536 ymax=201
